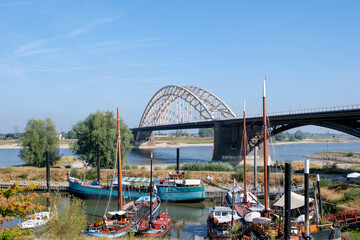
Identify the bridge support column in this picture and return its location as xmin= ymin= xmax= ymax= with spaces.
xmin=132 ymin=130 xmax=155 ymax=148
xmin=212 ymin=122 xmax=242 ymax=165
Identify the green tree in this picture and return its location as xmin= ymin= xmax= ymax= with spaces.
xmin=294 ymin=130 xmax=305 ymax=140
xmin=198 ymin=128 xmax=214 ymax=137
xmin=288 ymin=134 xmax=296 ymax=142
xmin=71 ymin=110 xmax=133 ymax=168
xmin=45 ymin=193 xmax=87 ymax=240
xmin=274 ymin=132 xmax=286 ymax=141
xmin=19 ymin=118 xmax=60 ymax=167
xmin=67 ymin=130 xmax=76 ymax=139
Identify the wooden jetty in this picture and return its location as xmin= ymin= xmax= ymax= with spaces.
xmin=0 ymin=183 xmax=68 ymax=191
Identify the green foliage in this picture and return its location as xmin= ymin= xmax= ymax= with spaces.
xmin=45 ymin=193 xmax=87 ymax=240
xmin=19 ymin=118 xmax=60 ymax=167
xmin=19 ymin=172 xmax=29 ymax=179
xmin=67 ymin=130 xmax=76 ymax=139
xmin=3 ymin=167 xmax=13 ymax=173
xmin=181 ymin=162 xmax=234 ymax=172
xmin=341 ymin=188 xmax=360 ymax=203
xmin=154 ymin=166 xmax=162 ymax=170
xmin=124 ymin=165 xmax=131 ymax=170
xmin=258 ymin=167 xmax=264 ymax=172
xmin=198 ymin=128 xmax=214 ymax=137
xmin=85 ymin=168 xmax=97 ymax=181
xmin=130 ymin=165 xmax=138 ymax=170
xmin=31 ymin=176 xmax=39 ymax=181
xmin=319 ymin=177 xmax=331 ymax=187
xmin=294 ymin=130 xmax=305 ymax=140
xmin=70 ymin=168 xmax=78 ymax=178
xmin=234 ymin=168 xmax=244 ymax=182
xmin=288 ymin=134 xmax=296 ymax=142
xmin=349 ymin=230 xmax=360 ymax=240
xmin=126 ymin=227 xmax=135 ymax=239
xmin=71 ymin=110 xmax=133 ymax=169
xmin=140 ymin=166 xmax=146 ymax=170
xmin=165 ymin=165 xmax=177 ymax=170
xmin=174 ymin=130 xmax=190 ymax=137
xmin=0 ymin=227 xmax=33 ymax=240
xmin=346 ymin=152 xmax=355 ymax=157
xmin=274 ymin=132 xmax=286 ymax=141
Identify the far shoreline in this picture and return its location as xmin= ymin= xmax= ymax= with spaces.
xmin=0 ymin=138 xmax=359 ymax=150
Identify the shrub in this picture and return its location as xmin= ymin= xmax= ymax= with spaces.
xmin=319 ymin=177 xmax=331 ymax=187
xmin=154 ymin=166 xmax=162 ymax=171
xmin=85 ymin=168 xmax=97 ymax=181
xmin=234 ymin=168 xmax=244 ymax=182
xmin=346 ymin=152 xmax=355 ymax=157
xmin=258 ymin=167 xmax=264 ymax=173
xmin=70 ymin=168 xmax=78 ymax=178
xmin=124 ymin=165 xmax=131 ymax=170
xmin=3 ymin=167 xmax=13 ymax=173
xmin=19 ymin=172 xmax=28 ymax=179
xmin=140 ymin=166 xmax=146 ymax=170
xmin=31 ymin=176 xmax=39 ymax=181
xmin=130 ymin=165 xmax=138 ymax=170
xmin=342 ymin=188 xmax=360 ymax=203
xmin=181 ymin=162 xmax=233 ymax=172
xmin=165 ymin=165 xmax=177 ymax=170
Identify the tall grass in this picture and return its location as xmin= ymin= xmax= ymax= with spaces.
xmin=181 ymin=162 xmax=234 ymax=172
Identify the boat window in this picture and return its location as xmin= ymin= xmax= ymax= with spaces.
xmin=214 ymin=211 xmax=220 ymax=217
xmin=222 ymin=212 xmax=228 ymax=217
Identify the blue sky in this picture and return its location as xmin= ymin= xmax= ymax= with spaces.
xmin=0 ymin=0 xmax=359 ymax=133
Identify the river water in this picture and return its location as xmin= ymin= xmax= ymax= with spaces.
xmin=1 ymin=141 xmax=360 ymax=167
xmin=1 ymin=142 xmax=359 ymax=238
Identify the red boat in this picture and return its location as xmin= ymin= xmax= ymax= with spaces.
xmin=137 ymin=212 xmax=172 ymax=237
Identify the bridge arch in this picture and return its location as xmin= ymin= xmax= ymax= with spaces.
xmin=139 ymin=85 xmax=236 ymax=127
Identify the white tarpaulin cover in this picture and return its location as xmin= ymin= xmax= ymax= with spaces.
xmin=249 ymin=203 xmax=265 ymax=212
xmin=108 ymin=210 xmax=127 ymax=216
xmin=252 ymin=217 xmax=271 ymax=224
xmin=295 ymin=214 xmax=313 ymax=222
xmin=244 ymin=212 xmax=261 ymax=222
xmin=347 ymin=172 xmax=360 ymax=178
xmin=273 ymin=192 xmax=314 ymax=210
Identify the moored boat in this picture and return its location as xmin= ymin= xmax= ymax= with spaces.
xmin=156 ymin=173 xmax=205 ymax=202
xmin=137 ymin=212 xmax=172 ymax=237
xmin=207 ymin=206 xmax=242 ymax=239
xmin=19 ymin=211 xmax=50 ymax=230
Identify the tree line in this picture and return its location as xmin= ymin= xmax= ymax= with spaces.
xmin=19 ymin=110 xmax=133 ymax=168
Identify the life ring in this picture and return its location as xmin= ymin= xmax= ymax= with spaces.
xmin=160 ymin=225 xmax=165 ymax=229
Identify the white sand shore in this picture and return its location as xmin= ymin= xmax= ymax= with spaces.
xmin=0 ymin=143 xmax=71 ymax=149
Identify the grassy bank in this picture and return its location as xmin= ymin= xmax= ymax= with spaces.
xmin=321 ymin=183 xmax=360 ymax=210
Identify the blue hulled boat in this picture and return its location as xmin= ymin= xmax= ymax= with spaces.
xmin=68 ymin=173 xmax=205 ymax=202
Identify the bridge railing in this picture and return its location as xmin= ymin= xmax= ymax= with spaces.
xmin=247 ymin=104 xmax=360 ymax=118
xmin=135 ymin=104 xmax=360 ymax=128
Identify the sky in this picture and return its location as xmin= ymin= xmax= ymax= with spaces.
xmin=0 ymin=0 xmax=359 ymax=133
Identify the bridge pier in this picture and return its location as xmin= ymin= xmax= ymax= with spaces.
xmin=132 ymin=130 xmax=155 ymax=148
xmin=213 ymin=122 xmax=242 ymax=164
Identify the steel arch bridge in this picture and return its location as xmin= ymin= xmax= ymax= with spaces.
xmin=139 ymin=85 xmax=236 ymax=127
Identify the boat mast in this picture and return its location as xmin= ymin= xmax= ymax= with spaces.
xmin=263 ymin=77 xmax=269 ymax=216
xmin=243 ymin=100 xmax=247 ymax=203
xmin=117 ymin=108 xmax=123 ymax=211
xmin=149 ymin=152 xmax=153 ymax=227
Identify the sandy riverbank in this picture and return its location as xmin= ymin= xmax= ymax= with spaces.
xmin=0 ymin=143 xmax=71 ymax=149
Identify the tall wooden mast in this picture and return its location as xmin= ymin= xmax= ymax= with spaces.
xmin=117 ymin=108 xmax=123 ymax=211
xmin=263 ymin=77 xmax=269 ymax=215
xmin=243 ymin=100 xmax=247 ymax=203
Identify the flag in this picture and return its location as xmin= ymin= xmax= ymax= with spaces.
xmin=207 ymin=175 xmax=213 ymax=181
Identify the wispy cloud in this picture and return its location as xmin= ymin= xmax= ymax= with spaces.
xmin=13 ymin=14 xmax=125 ymax=57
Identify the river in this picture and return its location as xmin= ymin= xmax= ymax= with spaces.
xmin=1 ymin=141 xmax=360 ymax=167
